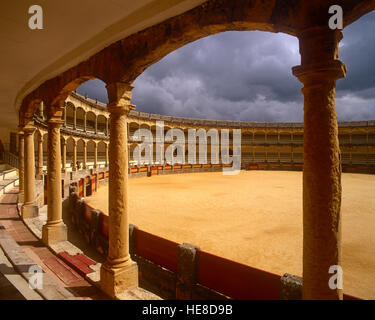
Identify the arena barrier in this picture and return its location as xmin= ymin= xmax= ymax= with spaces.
xmin=67 ymin=186 xmax=361 ymax=300
xmin=196 ymin=250 xmax=280 ymax=300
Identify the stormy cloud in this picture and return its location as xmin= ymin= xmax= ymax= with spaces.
xmin=77 ymin=11 xmax=375 ymax=122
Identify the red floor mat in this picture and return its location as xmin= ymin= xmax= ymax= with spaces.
xmin=58 ymin=252 xmax=96 ymax=276
xmin=43 ymin=256 xmax=83 ymax=285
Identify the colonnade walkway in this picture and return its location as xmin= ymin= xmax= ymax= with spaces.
xmin=0 ymin=189 xmax=109 ymax=300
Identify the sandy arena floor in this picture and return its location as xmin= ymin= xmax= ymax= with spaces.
xmin=86 ymin=171 xmax=375 ymax=299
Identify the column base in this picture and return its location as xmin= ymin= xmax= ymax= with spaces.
xmin=21 ymin=204 xmax=39 ymax=219
xmin=18 ymin=192 xmax=24 ymax=204
xmin=42 ymin=222 xmax=67 ymax=245
xmin=100 ymin=260 xmax=138 ymax=298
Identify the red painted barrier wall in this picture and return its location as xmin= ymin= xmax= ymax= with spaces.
xmin=196 ymin=250 xmax=281 ymax=300
xmin=99 ymin=212 xmax=109 ymax=238
xmin=135 ymin=229 xmax=178 ymax=273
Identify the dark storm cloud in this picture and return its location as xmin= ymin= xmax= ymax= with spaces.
xmin=77 ymin=11 xmax=375 ymax=122
xmin=132 ymin=31 xmax=304 ymax=121
xmin=335 ymin=11 xmax=375 ymax=121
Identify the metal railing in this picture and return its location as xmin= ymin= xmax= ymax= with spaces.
xmin=3 ymin=151 xmax=18 ymax=169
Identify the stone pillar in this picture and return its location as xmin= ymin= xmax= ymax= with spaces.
xmin=94 ymin=142 xmax=98 ymax=169
xmin=36 ymin=133 xmax=44 ymax=179
xmin=84 ymin=113 xmax=87 ymax=132
xmin=72 ymin=140 xmax=77 ymax=171
xmin=95 ymin=116 xmax=98 ymax=134
xmin=18 ymin=129 xmax=25 ymax=203
xmin=106 ymin=118 xmax=109 ymax=136
xmin=100 ymin=82 xmax=138 ymax=298
xmin=42 ymin=109 xmax=67 ymax=245
xmin=62 ymin=139 xmax=67 ymax=173
xmin=63 ymin=104 xmax=67 ymax=127
xmin=21 ymin=123 xmax=38 ymax=218
xmin=105 ymin=143 xmax=109 ymax=167
xmin=73 ymin=108 xmax=77 ymax=130
xmin=38 ymin=102 xmax=44 ymax=118
xmin=292 ymin=28 xmax=346 ymax=300
xmin=83 ymin=141 xmax=87 ymax=170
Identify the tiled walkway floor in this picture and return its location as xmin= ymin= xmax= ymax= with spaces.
xmin=0 ymin=190 xmax=108 ymax=300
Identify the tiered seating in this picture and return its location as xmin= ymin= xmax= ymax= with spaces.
xmin=352 ymin=153 xmax=367 ymax=165
xmin=368 ymin=153 xmax=375 ymax=165
xmin=0 ymin=165 xmax=18 ymax=196
xmin=351 ymin=134 xmax=367 ymax=145
xmin=279 ymin=134 xmax=291 ymax=145
xmin=253 ymin=133 xmax=265 ymax=145
xmin=242 ymin=134 xmax=252 ymax=145
xmin=339 ymin=134 xmax=351 ymax=145
xmin=293 ymin=134 xmax=303 ymax=144
xmin=280 ymin=152 xmax=291 ymax=163
xmin=267 ymin=152 xmax=279 ymax=163
xmin=254 ymin=152 xmax=266 ymax=163
xmin=341 ymin=153 xmax=351 ymax=164
xmin=293 ymin=153 xmax=303 ymax=163
xmin=266 ymin=134 xmax=278 ymax=145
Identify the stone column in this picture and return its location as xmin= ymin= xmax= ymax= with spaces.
xmin=73 ymin=108 xmax=77 ymax=130
xmin=18 ymin=129 xmax=25 ymax=203
xmin=21 ymin=123 xmax=38 ymax=218
xmin=105 ymin=143 xmax=109 ymax=167
xmin=100 ymin=82 xmax=138 ymax=298
xmin=72 ymin=140 xmax=77 ymax=171
xmin=36 ymin=133 xmax=44 ymax=179
xmin=38 ymin=102 xmax=44 ymax=118
xmin=83 ymin=141 xmax=87 ymax=169
xmin=94 ymin=142 xmax=98 ymax=169
xmin=62 ymin=139 xmax=67 ymax=172
xmin=292 ymin=28 xmax=346 ymax=300
xmin=95 ymin=115 xmax=98 ymax=134
xmin=84 ymin=113 xmax=87 ymax=132
xmin=63 ymin=104 xmax=67 ymax=127
xmin=106 ymin=118 xmax=109 ymax=136
xmin=42 ymin=109 xmax=67 ymax=245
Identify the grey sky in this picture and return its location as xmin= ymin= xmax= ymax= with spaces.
xmin=77 ymin=10 xmax=375 ymax=122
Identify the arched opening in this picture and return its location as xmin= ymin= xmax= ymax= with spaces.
xmin=77 ymin=139 xmax=85 ymax=169
xmin=76 ymin=107 xmax=85 ymax=131
xmin=86 ymin=112 xmax=96 ymax=134
xmin=97 ymin=141 xmax=107 ymax=167
xmin=65 ymin=103 xmax=75 ymax=128
xmin=97 ymin=115 xmax=107 ymax=135
xmin=86 ymin=140 xmax=96 ymax=168
xmin=65 ymin=137 xmax=75 ymax=171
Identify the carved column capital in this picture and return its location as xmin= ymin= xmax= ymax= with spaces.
xmin=292 ymin=60 xmax=346 ymax=86
xmin=292 ymin=27 xmax=346 ymax=87
xmin=23 ymin=124 xmax=36 ymax=136
xmin=106 ymin=82 xmax=136 ymax=115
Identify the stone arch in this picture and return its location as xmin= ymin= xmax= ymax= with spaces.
xmin=65 ymin=136 xmax=76 ymax=169
xmin=65 ymin=102 xmax=75 ymax=128
xmin=86 ymin=140 xmax=96 ymax=168
xmin=86 ymin=111 xmax=96 ymax=133
xmin=97 ymin=140 xmax=107 ymax=164
xmin=18 ymin=1 xmax=375 ymax=118
xmin=97 ymin=114 xmax=107 ymax=135
xmin=76 ymin=107 xmax=85 ymax=131
xmin=76 ymin=139 xmax=86 ymax=165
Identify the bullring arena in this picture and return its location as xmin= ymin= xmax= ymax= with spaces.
xmin=86 ymin=171 xmax=375 ymax=300
xmin=1 ymin=90 xmax=374 ymax=300
xmin=2 ymin=1 xmax=375 ymax=300
xmin=9 ymin=92 xmax=373 ymax=300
